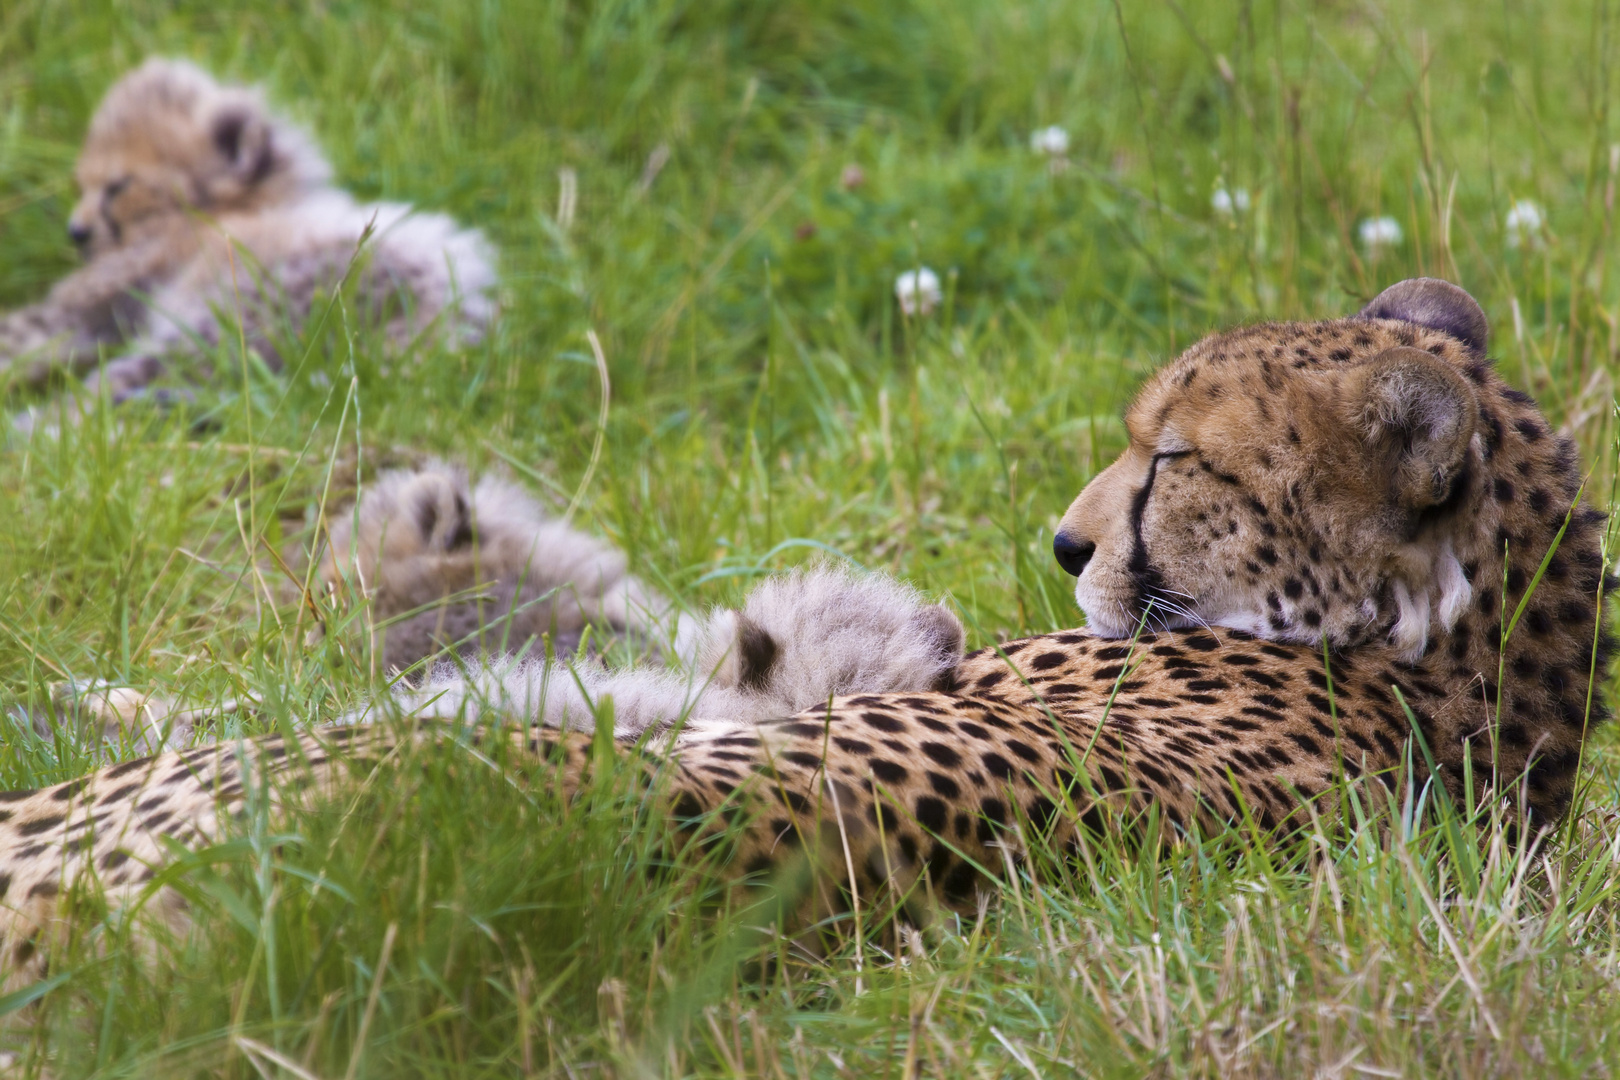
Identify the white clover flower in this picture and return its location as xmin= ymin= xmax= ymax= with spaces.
xmin=1358 ymin=215 xmax=1403 ymax=251
xmin=1212 ymin=187 xmax=1250 ymax=216
xmin=1505 ymin=199 xmax=1546 ymax=249
xmin=1030 ymin=125 xmax=1070 ymax=157
xmin=895 ymin=267 xmax=942 ymax=317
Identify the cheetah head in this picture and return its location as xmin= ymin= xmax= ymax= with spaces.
xmin=67 ymin=58 xmax=329 ymax=257
xmin=1056 ymin=278 xmax=1494 ymax=661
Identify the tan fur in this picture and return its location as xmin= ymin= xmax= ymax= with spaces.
xmin=1062 ymin=328 xmax=1483 ymax=659
xmin=0 ymin=279 xmax=1610 ymax=973
xmin=0 ymin=58 xmax=495 ymax=410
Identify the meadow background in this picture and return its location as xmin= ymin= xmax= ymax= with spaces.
xmin=2 ymin=0 xmax=1620 ymax=1075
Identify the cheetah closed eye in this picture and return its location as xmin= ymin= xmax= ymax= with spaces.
xmin=0 ymin=277 xmax=1609 ymax=968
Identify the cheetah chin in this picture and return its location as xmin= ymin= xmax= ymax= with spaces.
xmin=1171 ymin=535 xmax=1474 ymax=665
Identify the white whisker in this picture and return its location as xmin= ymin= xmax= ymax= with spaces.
xmin=1141 ymin=587 xmax=1211 ymax=632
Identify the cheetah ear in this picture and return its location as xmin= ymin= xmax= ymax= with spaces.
xmin=1345 ymin=346 xmax=1478 ymax=512
xmin=209 ymin=103 xmax=274 ymax=184
xmin=1356 ymin=278 xmax=1488 ymax=357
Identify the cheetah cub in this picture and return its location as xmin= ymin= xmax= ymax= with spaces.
xmin=393 ymin=563 xmax=967 ymax=739
xmin=50 ymin=463 xmax=670 ymax=749
xmin=319 ymin=464 xmax=664 ymax=673
xmin=67 ymin=483 xmax=965 ymax=749
xmin=0 ymin=58 xmax=495 ymax=412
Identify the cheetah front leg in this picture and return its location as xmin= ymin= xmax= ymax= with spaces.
xmin=0 ymin=236 xmax=182 ymax=387
xmin=0 ymin=285 xmax=134 ymax=387
xmin=14 ymin=349 xmax=184 ymax=434
xmin=19 ymin=308 xmax=220 ymax=431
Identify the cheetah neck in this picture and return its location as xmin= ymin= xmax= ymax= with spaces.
xmin=1379 ymin=371 xmax=1611 ymax=748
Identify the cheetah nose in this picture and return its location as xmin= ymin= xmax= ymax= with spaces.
xmin=1052 ymin=533 xmax=1096 ymax=577
xmin=67 ymin=222 xmax=92 ymax=248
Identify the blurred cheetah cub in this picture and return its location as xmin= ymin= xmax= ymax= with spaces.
xmin=0 ymin=58 xmax=495 ymax=410
xmin=59 ymin=471 xmax=963 ymax=749
xmin=320 ymin=464 xmax=664 ymax=673
xmin=49 ymin=464 xmax=662 ymax=748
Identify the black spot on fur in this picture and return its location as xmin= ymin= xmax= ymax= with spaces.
xmin=51 ymin=778 xmax=89 ymax=802
xmin=17 ymin=814 xmax=64 ymax=836
xmin=103 ymin=758 xmax=155 ymax=780
xmin=941 ymin=860 xmax=980 ymax=901
xmin=982 ymin=753 xmax=1016 ymax=780
xmin=447 ymin=493 xmax=475 ymax=548
xmin=869 ymin=759 xmax=908 ymax=784
xmin=915 ymin=795 xmax=948 ymax=833
xmin=1006 ymin=740 xmax=1041 ymax=763
xmin=862 ymin=712 xmax=906 ymax=733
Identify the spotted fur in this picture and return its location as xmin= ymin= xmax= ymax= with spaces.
xmin=0 ymin=279 xmax=1610 ymax=969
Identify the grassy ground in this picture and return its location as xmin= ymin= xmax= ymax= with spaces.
xmin=2 ymin=0 xmax=1620 ymax=1074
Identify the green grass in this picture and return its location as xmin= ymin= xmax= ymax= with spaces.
xmin=2 ymin=0 xmax=1620 ymax=1073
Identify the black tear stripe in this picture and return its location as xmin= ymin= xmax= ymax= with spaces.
xmin=97 ymin=177 xmax=132 ymax=247
xmin=1127 ymin=452 xmax=1191 ymax=615
xmin=100 ymin=201 xmax=123 ymax=245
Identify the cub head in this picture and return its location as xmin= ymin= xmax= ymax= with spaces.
xmin=320 ymin=464 xmax=476 ymax=602
xmin=68 ymin=58 xmax=329 ymax=257
xmin=1056 ymin=278 xmax=1497 ymax=660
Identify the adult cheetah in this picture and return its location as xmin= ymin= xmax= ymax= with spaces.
xmin=0 ymin=58 xmax=494 ymax=414
xmin=0 ymin=277 xmax=1609 ymax=964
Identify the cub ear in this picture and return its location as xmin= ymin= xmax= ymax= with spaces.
xmin=733 ymin=614 xmax=780 ymax=691
xmin=909 ymin=604 xmax=965 ymax=658
xmin=1343 ymin=346 xmax=1478 ymax=512
xmin=413 ymin=484 xmax=475 ymax=552
xmin=209 ymin=102 xmax=273 ymax=183
xmin=1356 ymin=277 xmax=1489 ymax=357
